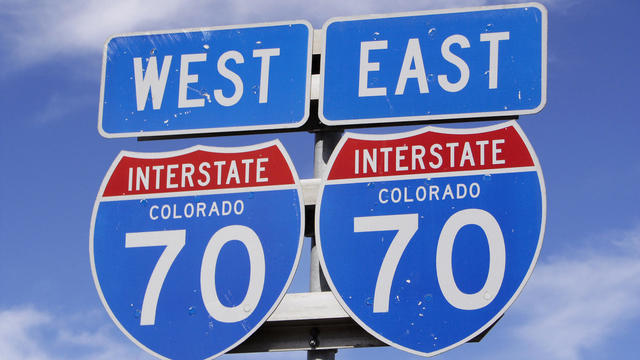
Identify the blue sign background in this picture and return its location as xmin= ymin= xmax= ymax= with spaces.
xmin=320 ymin=4 xmax=546 ymax=124
xmin=92 ymin=189 xmax=302 ymax=359
xmin=318 ymin=172 xmax=543 ymax=355
xmin=100 ymin=22 xmax=311 ymax=137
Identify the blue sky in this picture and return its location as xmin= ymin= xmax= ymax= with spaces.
xmin=1 ymin=0 xmax=639 ymax=359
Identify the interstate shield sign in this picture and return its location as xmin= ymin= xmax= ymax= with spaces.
xmin=90 ymin=141 xmax=304 ymax=359
xmin=316 ymin=121 xmax=546 ymax=356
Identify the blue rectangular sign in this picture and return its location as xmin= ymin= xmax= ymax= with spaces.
xmin=99 ymin=21 xmax=312 ymax=138
xmin=319 ymin=3 xmax=547 ymax=125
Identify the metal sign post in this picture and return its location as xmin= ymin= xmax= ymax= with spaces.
xmin=309 ymin=130 xmax=343 ymax=360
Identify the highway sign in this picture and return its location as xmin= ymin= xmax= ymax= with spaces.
xmin=316 ymin=121 xmax=546 ymax=356
xmin=90 ymin=141 xmax=304 ymax=359
xmin=319 ymin=3 xmax=547 ymax=125
xmin=99 ymin=21 xmax=312 ymax=138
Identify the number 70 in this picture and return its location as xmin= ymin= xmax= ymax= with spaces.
xmin=353 ymin=209 xmax=505 ymax=313
xmin=125 ymin=225 xmax=266 ymax=326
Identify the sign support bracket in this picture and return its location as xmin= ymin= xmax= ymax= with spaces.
xmin=308 ymin=129 xmax=343 ymax=360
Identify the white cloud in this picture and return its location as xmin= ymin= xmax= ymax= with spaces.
xmin=487 ymin=224 xmax=640 ymax=360
xmin=1 ymin=0 xmax=194 ymax=64
xmin=0 ymin=305 xmax=311 ymax=360
xmin=2 ymin=0 xmax=583 ymax=70
xmin=0 ymin=308 xmax=52 ymax=360
xmin=607 ymin=223 xmax=640 ymax=256
xmin=0 ymin=307 xmax=149 ymax=360
xmin=2 ymin=0 xmax=491 ymax=68
xmin=514 ymin=258 xmax=640 ymax=359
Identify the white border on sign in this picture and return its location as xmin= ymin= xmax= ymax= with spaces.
xmin=98 ymin=20 xmax=313 ymax=138
xmin=318 ymin=2 xmax=548 ymax=126
xmin=314 ymin=120 xmax=547 ymax=357
xmin=89 ymin=140 xmax=306 ymax=360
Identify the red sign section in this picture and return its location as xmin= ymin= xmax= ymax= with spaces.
xmin=103 ymin=144 xmax=295 ymax=197
xmin=328 ymin=125 xmax=533 ymax=181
